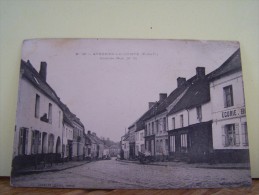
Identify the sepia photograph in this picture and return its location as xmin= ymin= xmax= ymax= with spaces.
xmin=11 ymin=39 xmax=251 ymax=189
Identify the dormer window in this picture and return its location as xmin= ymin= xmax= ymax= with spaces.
xmin=196 ymin=106 xmax=202 ymax=122
xmin=33 ymin=76 xmax=39 ymax=85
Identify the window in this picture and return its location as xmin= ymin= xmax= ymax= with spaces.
xmin=163 ymin=117 xmax=166 ymax=131
xmin=196 ymin=106 xmax=202 ymax=122
xmin=145 ymin=125 xmax=147 ymax=136
xmin=58 ymin=111 xmax=61 ymax=127
xmin=35 ymin=94 xmax=40 ymax=118
xmin=180 ymin=133 xmax=187 ymax=152
xmin=242 ymin=122 xmax=248 ymax=146
xmin=222 ymin=124 xmax=240 ymax=146
xmin=31 ymin=130 xmax=41 ymax=154
xmin=223 ymin=85 xmax=234 ymax=107
xmin=48 ymin=134 xmax=55 ymax=153
xmin=180 ymin=114 xmax=184 ymax=128
xmin=156 ymin=120 xmax=159 ymax=133
xmin=140 ymin=132 xmax=144 ymax=141
xmin=170 ymin=135 xmax=176 ymax=152
xmin=151 ymin=122 xmax=154 ymax=135
xmin=18 ymin=128 xmax=28 ymax=155
xmin=48 ymin=103 xmax=52 ymax=123
xmin=172 ymin=118 xmax=175 ymax=130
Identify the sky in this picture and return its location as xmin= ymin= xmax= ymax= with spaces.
xmin=21 ymin=39 xmax=239 ymax=142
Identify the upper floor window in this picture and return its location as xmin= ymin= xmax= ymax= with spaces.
xmin=196 ymin=106 xmax=202 ymax=122
xmin=48 ymin=103 xmax=52 ymax=123
xmin=163 ymin=117 xmax=166 ymax=131
xmin=140 ymin=132 xmax=144 ymax=141
xmin=151 ymin=122 xmax=154 ymax=135
xmin=58 ymin=110 xmax=61 ymax=128
xmin=223 ymin=85 xmax=234 ymax=108
xmin=172 ymin=117 xmax=175 ymax=130
xmin=156 ymin=120 xmax=159 ymax=133
xmin=180 ymin=114 xmax=184 ymax=128
xmin=35 ymin=94 xmax=40 ymax=118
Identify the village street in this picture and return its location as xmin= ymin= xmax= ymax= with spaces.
xmin=12 ymin=158 xmax=251 ymax=189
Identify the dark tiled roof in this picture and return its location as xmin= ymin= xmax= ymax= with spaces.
xmin=167 ymin=48 xmax=240 ymax=116
xmin=207 ymin=49 xmax=241 ymax=81
xmin=21 ymin=60 xmax=85 ymax=129
xmin=144 ymin=84 xmax=191 ymax=121
xmin=21 ymin=60 xmax=61 ymax=108
xmin=109 ymin=144 xmax=120 ymax=149
xmin=85 ymin=133 xmax=104 ymax=145
xmin=135 ymin=103 xmax=159 ymax=131
xmin=167 ymin=78 xmax=210 ymax=115
xmin=122 ymin=132 xmax=130 ymax=141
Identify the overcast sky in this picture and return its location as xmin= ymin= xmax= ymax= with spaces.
xmin=21 ymin=39 xmax=239 ymax=142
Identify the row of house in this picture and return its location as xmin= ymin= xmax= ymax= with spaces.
xmin=121 ymin=49 xmax=249 ymax=163
xmin=13 ymin=60 xmax=109 ymax=170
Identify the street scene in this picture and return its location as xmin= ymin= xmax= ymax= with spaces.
xmin=12 ymin=158 xmax=251 ymax=189
xmin=11 ymin=39 xmax=252 ymax=189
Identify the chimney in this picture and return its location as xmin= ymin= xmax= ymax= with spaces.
xmin=159 ymin=93 xmax=167 ymax=101
xmin=87 ymin=130 xmax=91 ymax=135
xmin=177 ymin=77 xmax=186 ymax=87
xmin=149 ymin=102 xmax=156 ymax=109
xmin=92 ymin=132 xmax=96 ymax=136
xmin=196 ymin=67 xmax=205 ymax=79
xmin=39 ymin=61 xmax=47 ymax=82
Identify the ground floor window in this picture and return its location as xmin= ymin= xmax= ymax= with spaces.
xmin=31 ymin=130 xmax=41 ymax=154
xmin=180 ymin=134 xmax=187 ymax=153
xmin=222 ymin=123 xmax=240 ymax=146
xmin=241 ymin=122 xmax=248 ymax=146
xmin=170 ymin=135 xmax=176 ymax=152
xmin=141 ymin=144 xmax=145 ymax=153
xmin=151 ymin=140 xmax=154 ymax=156
xmin=18 ymin=128 xmax=28 ymax=155
xmin=48 ymin=134 xmax=54 ymax=153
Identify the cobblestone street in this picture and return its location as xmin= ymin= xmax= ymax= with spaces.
xmin=11 ymin=158 xmax=251 ymax=189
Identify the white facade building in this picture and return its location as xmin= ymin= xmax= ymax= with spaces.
xmin=14 ymin=61 xmax=63 ymax=158
xmin=135 ymin=129 xmax=145 ymax=155
xmin=209 ymin=49 xmax=249 ymax=162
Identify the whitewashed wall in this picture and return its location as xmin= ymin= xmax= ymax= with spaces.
xmin=14 ymin=77 xmax=63 ymax=156
xmin=210 ymin=71 xmax=248 ymax=150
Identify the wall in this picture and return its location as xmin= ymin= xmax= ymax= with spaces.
xmin=189 ymin=102 xmax=212 ymax=125
xmin=0 ymin=0 xmax=258 ymax=178
xmin=210 ymin=71 xmax=248 ymax=150
xmin=14 ymin=76 xmax=63 ymax=156
xmin=168 ymin=110 xmax=188 ymax=130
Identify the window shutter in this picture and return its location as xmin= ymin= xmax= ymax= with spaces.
xmin=235 ymin=123 xmax=240 ymax=146
xmin=25 ymin=129 xmax=29 ymax=154
xmin=222 ymin=125 xmax=226 ymax=147
xmin=19 ymin=129 xmax=23 ymax=155
xmin=39 ymin=132 xmax=42 ymax=145
xmin=31 ymin=130 xmax=34 ymax=154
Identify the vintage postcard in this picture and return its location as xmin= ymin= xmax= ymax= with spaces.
xmin=11 ymin=39 xmax=251 ymax=189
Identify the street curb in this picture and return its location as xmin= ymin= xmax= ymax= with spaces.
xmin=195 ymin=166 xmax=251 ymax=170
xmin=118 ymin=160 xmax=250 ymax=169
xmin=13 ymin=161 xmax=91 ymax=176
xmin=117 ymin=160 xmax=168 ymax=167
